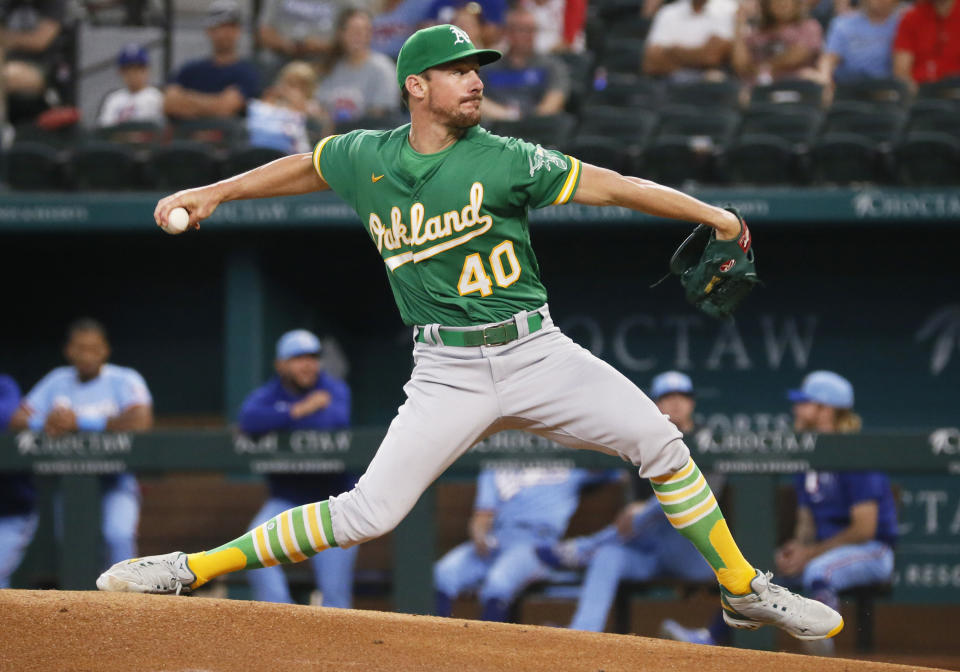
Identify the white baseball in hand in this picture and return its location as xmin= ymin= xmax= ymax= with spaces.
xmin=162 ymin=207 xmax=190 ymax=235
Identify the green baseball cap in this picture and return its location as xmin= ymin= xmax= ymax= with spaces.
xmin=396 ymin=24 xmax=501 ymax=89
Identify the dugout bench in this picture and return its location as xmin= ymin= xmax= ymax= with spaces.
xmin=0 ymin=428 xmax=955 ymax=652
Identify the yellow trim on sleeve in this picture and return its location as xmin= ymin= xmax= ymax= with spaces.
xmin=312 ymin=135 xmax=338 ymax=182
xmin=551 ymin=156 xmax=581 ymax=205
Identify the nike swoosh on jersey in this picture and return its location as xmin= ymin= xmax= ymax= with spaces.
xmin=371 ymin=173 xmax=384 ymax=183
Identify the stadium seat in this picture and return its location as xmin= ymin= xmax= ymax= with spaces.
xmin=737 ymin=105 xmax=822 ymax=145
xmin=4 ymin=141 xmax=64 ymax=190
xmin=72 ymin=141 xmax=142 ymax=190
xmin=94 ymin=120 xmax=166 ymax=145
xmin=833 ymin=78 xmax=911 ymax=109
xmin=597 ymin=37 xmax=644 ymax=75
xmin=810 ymin=132 xmax=884 ymax=184
xmin=172 ymin=117 xmax=247 ymax=147
xmin=664 ymin=79 xmax=741 ymax=110
xmin=916 ymin=76 xmax=960 ymax=108
xmin=490 ymin=113 xmax=577 ymax=149
xmin=721 ymin=133 xmax=800 ymax=185
xmin=224 ymin=145 xmax=288 ymax=175
xmin=146 ymin=140 xmax=221 ymax=190
xmin=566 ymin=134 xmax=635 ymax=173
xmin=557 ymin=50 xmax=596 ymax=114
xmin=576 ymin=105 xmax=657 ymax=144
xmin=822 ymin=104 xmax=906 ymax=144
xmin=585 ymin=73 xmax=663 ymax=109
xmin=636 ymin=109 xmax=739 ymax=185
xmin=12 ymin=122 xmax=84 ymax=150
xmin=895 ymin=131 xmax=960 ymax=186
xmin=905 ymin=104 xmax=960 ymax=141
xmin=749 ymin=79 xmax=824 ymax=109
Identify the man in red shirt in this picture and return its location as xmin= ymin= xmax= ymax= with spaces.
xmin=893 ymin=0 xmax=960 ymax=87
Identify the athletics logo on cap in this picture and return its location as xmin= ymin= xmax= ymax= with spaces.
xmin=450 ymin=25 xmax=471 ymax=45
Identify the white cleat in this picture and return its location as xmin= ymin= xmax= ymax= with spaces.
xmin=96 ymin=551 xmax=196 ymax=595
xmin=720 ymin=570 xmax=844 ymax=641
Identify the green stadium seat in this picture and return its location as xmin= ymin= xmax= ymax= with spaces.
xmin=598 ymin=37 xmax=645 ymax=75
xmin=721 ymin=133 xmax=800 ymax=185
xmin=665 ymin=79 xmax=741 ymax=110
xmin=636 ymin=109 xmax=739 ymax=185
xmin=490 ymin=113 xmax=577 ymax=149
xmin=895 ymin=131 xmax=960 ymax=186
xmin=905 ymin=104 xmax=960 ymax=141
xmin=834 ymin=78 xmax=911 ymax=109
xmin=94 ymin=120 xmax=166 ymax=145
xmin=811 ymin=132 xmax=885 ymax=184
xmin=576 ymin=105 xmax=657 ymax=144
xmin=566 ymin=134 xmax=635 ymax=173
xmin=72 ymin=141 xmax=142 ymax=190
xmin=585 ymin=73 xmax=663 ymax=109
xmin=146 ymin=140 xmax=221 ymax=190
xmin=171 ymin=117 xmax=247 ymax=147
xmin=5 ymin=141 xmax=64 ymax=190
xmin=916 ymin=76 xmax=960 ymax=109
xmin=749 ymin=79 xmax=824 ymax=109
xmin=822 ymin=104 xmax=906 ymax=144
xmin=224 ymin=145 xmax=288 ymax=175
xmin=737 ymin=104 xmax=822 ymax=145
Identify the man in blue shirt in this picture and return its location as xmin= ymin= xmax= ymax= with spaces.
xmin=0 ymin=374 xmax=38 ymax=588
xmin=434 ymin=466 xmax=621 ymax=622
xmin=164 ymin=0 xmax=261 ymax=120
xmin=9 ymin=318 xmax=153 ymax=568
xmin=238 ymin=329 xmax=355 ymax=606
xmin=819 ymin=0 xmax=904 ymax=84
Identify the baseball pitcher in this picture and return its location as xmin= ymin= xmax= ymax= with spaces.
xmin=98 ymin=24 xmax=841 ymax=642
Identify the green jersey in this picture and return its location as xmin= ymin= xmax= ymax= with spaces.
xmin=313 ymin=124 xmax=582 ymax=327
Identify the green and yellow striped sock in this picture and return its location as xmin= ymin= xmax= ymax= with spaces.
xmin=651 ymin=458 xmax=756 ymax=595
xmin=185 ymin=500 xmax=338 ymax=589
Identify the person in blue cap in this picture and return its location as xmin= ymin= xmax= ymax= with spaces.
xmin=97 ymin=43 xmax=165 ymax=127
xmin=536 ymin=371 xmax=720 ymax=632
xmin=663 ymin=371 xmax=898 ymax=655
xmin=236 ymin=329 xmax=357 ymax=607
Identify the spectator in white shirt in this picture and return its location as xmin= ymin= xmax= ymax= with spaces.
xmin=643 ymin=0 xmax=738 ymax=82
xmin=97 ymin=44 xmax=164 ymax=128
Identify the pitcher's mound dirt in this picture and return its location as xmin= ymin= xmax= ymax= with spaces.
xmin=0 ymin=590 xmax=948 ymax=672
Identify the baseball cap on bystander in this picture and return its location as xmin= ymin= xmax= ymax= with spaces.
xmin=787 ymin=370 xmax=854 ymax=409
xmin=276 ymin=329 xmax=322 ymax=360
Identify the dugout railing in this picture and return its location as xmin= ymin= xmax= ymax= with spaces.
xmin=1 ymin=427 xmax=958 ymax=650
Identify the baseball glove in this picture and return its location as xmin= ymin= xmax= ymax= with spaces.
xmin=669 ymin=207 xmax=759 ymax=319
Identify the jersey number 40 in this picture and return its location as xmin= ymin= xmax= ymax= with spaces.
xmin=457 ymin=241 xmax=522 ymax=297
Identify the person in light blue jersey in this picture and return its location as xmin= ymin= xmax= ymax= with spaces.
xmin=434 ymin=466 xmax=621 ymax=622
xmin=537 ymin=372 xmax=718 ymax=633
xmin=9 ymin=319 xmax=153 ymax=568
xmin=238 ymin=329 xmax=357 ymax=607
xmin=819 ymin=0 xmax=905 ymax=85
xmin=0 ymin=374 xmax=38 ymax=589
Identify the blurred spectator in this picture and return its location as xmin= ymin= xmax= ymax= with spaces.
xmin=536 ymin=372 xmax=717 ymax=633
xmin=777 ymin=371 xmax=897 ymax=656
xmin=732 ymin=0 xmax=823 ymax=86
xmin=97 ymin=43 xmax=164 ymax=127
xmin=315 ymin=9 xmax=399 ymax=127
xmin=0 ymin=374 xmax=37 ymax=590
xmin=8 ymin=318 xmax=153 ymax=568
xmin=238 ymin=329 xmax=357 ymax=607
xmin=434 ymin=466 xmax=621 ymax=622
xmin=164 ymin=0 xmax=261 ymax=120
xmin=451 ymin=2 xmax=487 ymax=46
xmin=372 ymin=0 xmax=434 ymax=58
xmin=257 ymin=0 xmax=366 ymax=78
xmin=893 ymin=0 xmax=960 ymax=89
xmin=519 ymin=0 xmax=586 ymax=53
xmin=1 ymin=0 xmax=71 ymax=123
xmin=643 ymin=0 xmax=737 ymax=82
xmin=660 ymin=371 xmax=897 ymax=657
xmin=480 ymin=8 xmax=570 ymax=121
xmin=248 ymin=61 xmax=326 ymax=153
xmin=818 ymin=0 xmax=904 ymax=86
xmin=426 ymin=0 xmax=505 ymax=46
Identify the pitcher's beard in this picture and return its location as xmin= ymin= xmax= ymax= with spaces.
xmin=431 ymin=98 xmax=482 ymax=130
